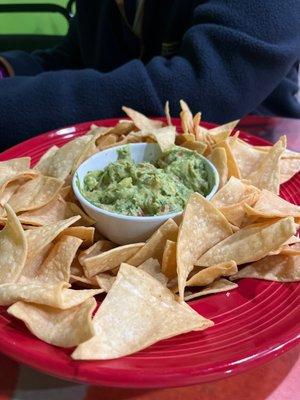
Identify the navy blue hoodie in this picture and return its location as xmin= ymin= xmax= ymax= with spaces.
xmin=0 ymin=0 xmax=300 ymax=150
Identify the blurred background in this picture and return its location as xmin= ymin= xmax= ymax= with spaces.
xmin=0 ymin=0 xmax=75 ymax=52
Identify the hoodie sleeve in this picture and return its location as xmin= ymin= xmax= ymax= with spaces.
xmin=0 ymin=0 xmax=299 ymax=150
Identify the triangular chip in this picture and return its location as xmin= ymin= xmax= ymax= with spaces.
xmin=206 ymin=120 xmax=239 ymax=144
xmin=36 ymin=235 xmax=82 ymax=283
xmin=209 ymin=147 xmax=228 ymax=188
xmin=56 ymin=226 xmax=94 ymax=248
xmin=229 ymin=138 xmax=266 ymax=177
xmin=244 ymin=189 xmax=300 ymax=219
xmin=127 ymin=219 xmax=178 ymax=266
xmin=72 ymin=263 xmax=213 ymax=360
xmin=78 ymin=240 xmax=116 ymax=266
xmin=184 ymin=279 xmax=238 ymax=301
xmin=8 ymin=175 xmax=64 ymax=213
xmin=177 ymin=193 xmax=233 ymax=300
xmin=122 ymin=106 xmax=163 ymax=130
xmin=164 ymin=101 xmax=172 ymax=126
xmin=197 ymin=217 xmax=296 ymax=267
xmin=8 ymin=298 xmax=96 ymax=347
xmin=230 ymin=254 xmax=300 ymax=282
xmin=34 ymin=146 xmax=58 ymax=175
xmin=186 ymin=261 xmax=237 ymax=287
xmin=162 ymin=240 xmax=177 ymax=279
xmin=25 ymin=216 xmax=80 ymax=258
xmin=150 ymin=126 xmax=176 ymax=152
xmin=83 ymin=243 xmax=144 ymax=277
xmin=0 ymin=204 xmax=27 ymax=284
xmin=246 ymin=137 xmax=286 ymax=194
xmin=0 ymin=281 xmax=102 ymax=308
xmin=138 ymin=258 xmax=168 ymax=285
xmin=215 ymin=140 xmax=241 ymax=179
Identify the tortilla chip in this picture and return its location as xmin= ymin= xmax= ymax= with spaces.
xmin=36 ymin=235 xmax=82 ymax=283
xmin=18 ymin=244 xmax=52 ymax=282
xmin=0 ymin=170 xmax=38 ymax=197
xmin=0 ymin=204 xmax=27 ymax=284
xmin=175 ymin=133 xmax=195 ymax=145
xmin=96 ymin=133 xmax=118 ymax=151
xmin=72 ymin=263 xmax=213 ymax=360
xmin=150 ymin=126 xmax=176 ymax=152
xmin=78 ymin=240 xmax=116 ymax=266
xmin=0 ymin=180 xmax=22 ymax=206
xmin=127 ymin=219 xmax=178 ymax=266
xmin=42 ymin=135 xmax=92 ymax=180
xmin=96 ymin=273 xmax=116 ymax=292
xmin=186 ymin=261 xmax=237 ymax=287
xmin=8 ymin=175 xmax=64 ymax=213
xmin=0 ymin=157 xmax=31 ymax=171
xmin=229 ymin=138 xmax=266 ymax=177
xmin=181 ymin=140 xmax=207 ymax=154
xmin=220 ymin=195 xmax=259 ymax=227
xmin=0 ymin=281 xmax=102 ymax=308
xmin=83 ymin=243 xmax=144 ymax=277
xmin=70 ymin=274 xmax=99 ymax=288
xmin=246 ymin=137 xmax=285 ymax=194
xmin=211 ymin=177 xmax=259 ymax=208
xmin=209 ymin=147 xmax=228 ymax=188
xmin=280 ymin=155 xmax=300 ymax=183
xmin=8 ymin=298 xmax=96 ymax=347
xmin=197 ymin=217 xmax=296 ymax=267
xmin=25 ymin=216 xmax=80 ymax=259
xmin=34 ymin=146 xmax=58 ymax=175
xmin=244 ymin=189 xmax=300 ymax=219
xmin=207 ymin=120 xmax=239 ymax=144
xmin=216 ymin=140 xmax=241 ymax=179
xmin=184 ymin=279 xmax=238 ymax=301
xmin=57 ymin=226 xmax=95 ymax=248
xmin=177 ymin=193 xmax=233 ymax=301
xmin=138 ymin=258 xmax=168 ymax=285
xmin=122 ymin=106 xmax=163 ymax=130
xmin=161 ymin=240 xmax=177 ymax=279
xmin=164 ymin=101 xmax=172 ymax=126
xmin=64 ymin=202 xmax=95 ymax=226
xmin=231 ymin=254 xmax=300 ymax=282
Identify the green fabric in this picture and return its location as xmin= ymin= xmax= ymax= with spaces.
xmin=0 ymin=1 xmax=69 ymax=35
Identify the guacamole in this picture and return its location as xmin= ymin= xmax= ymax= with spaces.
xmin=81 ymin=146 xmax=210 ymax=216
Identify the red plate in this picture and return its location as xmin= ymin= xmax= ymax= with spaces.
xmin=0 ymin=118 xmax=299 ymax=388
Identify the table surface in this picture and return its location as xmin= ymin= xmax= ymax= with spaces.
xmin=0 ymin=114 xmax=299 ymax=400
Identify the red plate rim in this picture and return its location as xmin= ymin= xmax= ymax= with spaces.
xmin=0 ymin=117 xmax=299 ymax=389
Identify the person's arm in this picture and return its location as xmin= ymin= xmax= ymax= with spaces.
xmin=1 ymin=0 xmax=299 ymax=149
xmin=0 ymin=17 xmax=82 ymax=76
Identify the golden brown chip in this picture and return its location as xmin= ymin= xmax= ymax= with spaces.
xmin=209 ymin=147 xmax=228 ymax=188
xmin=0 ymin=281 xmax=102 ymax=308
xmin=150 ymin=126 xmax=176 ymax=152
xmin=0 ymin=204 xmax=27 ymax=284
xmin=34 ymin=146 xmax=58 ymax=175
xmin=206 ymin=120 xmax=239 ymax=144
xmin=36 ymin=235 xmax=82 ymax=284
xmin=25 ymin=216 xmax=80 ymax=259
xmin=78 ymin=240 xmax=116 ymax=266
xmin=96 ymin=133 xmax=118 ymax=151
xmin=216 ymin=140 xmax=241 ymax=179
xmin=161 ymin=240 xmax=177 ymax=279
xmin=186 ymin=261 xmax=237 ymax=287
xmin=244 ymin=189 xmax=300 ymax=219
xmin=181 ymin=140 xmax=207 ymax=154
xmin=72 ymin=263 xmax=213 ymax=360
xmin=280 ymin=155 xmax=300 ymax=183
xmin=229 ymin=137 xmax=266 ymax=177
xmin=246 ymin=136 xmax=286 ymax=194
xmin=8 ymin=175 xmax=64 ymax=213
xmin=83 ymin=243 xmax=144 ymax=277
xmin=96 ymin=273 xmax=116 ymax=292
xmin=230 ymin=254 xmax=300 ymax=282
xmin=122 ymin=106 xmax=163 ymax=130
xmin=138 ymin=258 xmax=168 ymax=285
xmin=177 ymin=193 xmax=233 ymax=301
xmin=127 ymin=219 xmax=178 ymax=266
xmin=184 ymin=279 xmax=238 ymax=301
xmin=8 ymin=298 xmax=96 ymax=347
xmin=164 ymin=101 xmax=172 ymax=126
xmin=57 ymin=226 xmax=95 ymax=248
xmin=197 ymin=217 xmax=296 ymax=267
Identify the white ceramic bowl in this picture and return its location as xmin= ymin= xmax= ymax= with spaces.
xmin=72 ymin=143 xmax=219 ymax=245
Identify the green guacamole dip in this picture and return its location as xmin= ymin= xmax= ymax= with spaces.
xmin=81 ymin=146 xmax=210 ymax=216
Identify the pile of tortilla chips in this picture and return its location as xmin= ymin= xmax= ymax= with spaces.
xmin=0 ymin=101 xmax=299 ymax=360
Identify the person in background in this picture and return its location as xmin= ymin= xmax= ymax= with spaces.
xmin=0 ymin=0 xmax=299 ymax=150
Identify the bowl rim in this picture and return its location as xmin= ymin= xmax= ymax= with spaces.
xmin=72 ymin=143 xmax=220 ymax=221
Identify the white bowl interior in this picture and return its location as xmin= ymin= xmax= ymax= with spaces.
xmin=72 ymin=143 xmax=219 ymax=244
